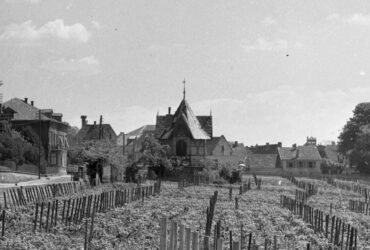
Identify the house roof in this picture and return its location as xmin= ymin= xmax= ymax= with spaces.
xmin=249 ymin=153 xmax=277 ymax=168
xmin=3 ymin=98 xmax=67 ymax=124
xmin=156 ymin=99 xmax=211 ymax=140
xmin=278 ymin=146 xmax=322 ymax=161
xmin=126 ymin=125 xmax=156 ymax=140
xmin=76 ymin=123 xmax=117 ymax=142
xmin=206 ymin=136 xmax=221 ymax=153
xmin=206 ymin=135 xmax=233 ymax=154
xmin=324 ymin=145 xmax=340 ymax=163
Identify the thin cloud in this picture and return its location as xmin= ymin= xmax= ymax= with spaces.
xmin=5 ymin=0 xmax=40 ymax=3
xmin=0 ymin=19 xmax=91 ymax=43
xmin=242 ymin=38 xmax=288 ymax=52
xmin=327 ymin=13 xmax=340 ymax=20
xmin=344 ymin=13 xmax=370 ymax=26
xmin=42 ymin=56 xmax=100 ymax=76
xmin=91 ymin=21 xmax=101 ymax=29
xmin=261 ymin=17 xmax=277 ymax=26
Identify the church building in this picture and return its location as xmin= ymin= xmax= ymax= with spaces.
xmin=154 ymin=84 xmax=240 ymax=168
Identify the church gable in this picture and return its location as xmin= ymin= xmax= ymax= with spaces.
xmin=155 ymin=99 xmax=211 ymax=140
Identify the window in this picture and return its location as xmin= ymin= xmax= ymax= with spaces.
xmin=309 ymin=162 xmax=314 ymax=168
xmin=199 ymin=147 xmax=204 ymax=155
xmin=288 ymin=162 xmax=293 ymax=168
xmin=221 ymin=145 xmax=225 ymax=155
xmin=49 ymin=153 xmax=57 ymax=165
xmin=191 ymin=147 xmax=197 ymax=155
xmin=298 ymin=161 xmax=303 ymax=168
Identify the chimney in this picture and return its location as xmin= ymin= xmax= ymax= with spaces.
xmin=24 ymin=98 xmax=28 ymax=103
xmin=94 ymin=121 xmax=97 ymax=126
xmin=81 ymin=115 xmax=87 ymax=127
xmin=266 ymin=142 xmax=269 ymax=146
xmin=278 ymin=142 xmax=282 ymax=147
xmin=31 ymin=101 xmax=34 ymax=106
xmin=168 ymin=107 xmax=171 ymax=115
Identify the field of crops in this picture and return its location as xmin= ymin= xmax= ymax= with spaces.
xmin=0 ymin=175 xmax=369 ymax=249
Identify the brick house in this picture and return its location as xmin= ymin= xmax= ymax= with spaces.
xmin=2 ymin=98 xmax=70 ymax=175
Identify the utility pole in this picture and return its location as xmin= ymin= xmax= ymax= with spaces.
xmin=99 ymin=115 xmax=103 ymax=140
xmin=38 ymin=109 xmax=41 ymax=179
xmin=122 ymin=132 xmax=125 ymax=156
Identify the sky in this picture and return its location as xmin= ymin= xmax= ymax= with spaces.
xmin=1 ymin=0 xmax=370 ymax=147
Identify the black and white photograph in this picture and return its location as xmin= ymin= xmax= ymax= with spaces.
xmin=0 ymin=0 xmax=369 ymax=249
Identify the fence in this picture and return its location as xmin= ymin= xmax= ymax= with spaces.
xmin=348 ymin=199 xmax=370 ymax=215
xmin=1 ymin=181 xmax=81 ymax=210
xmin=33 ymin=181 xmax=161 ymax=232
xmin=280 ymin=195 xmax=358 ymax=249
xmin=158 ymin=217 xmax=325 ymax=250
xmin=283 ymin=175 xmax=318 ymax=196
xmin=326 ymin=178 xmax=370 ymax=203
xmin=239 ymin=179 xmax=251 ymax=195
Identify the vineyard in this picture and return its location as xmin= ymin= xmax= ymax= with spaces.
xmin=0 ymin=175 xmax=369 ymax=249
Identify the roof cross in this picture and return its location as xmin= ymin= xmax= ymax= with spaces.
xmin=182 ymin=79 xmax=186 ymax=100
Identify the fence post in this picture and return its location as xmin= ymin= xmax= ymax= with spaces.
xmin=232 ymin=241 xmax=240 ymax=250
xmin=217 ymin=238 xmax=223 ymax=250
xmin=185 ymin=228 xmax=191 ymax=250
xmin=203 ymin=236 xmax=210 ymax=250
xmin=192 ymin=232 xmax=199 ymax=250
xmin=179 ymin=224 xmax=185 ymax=250
xmin=160 ymin=217 xmax=168 ymax=250
xmin=1 ymin=210 xmax=5 ymax=237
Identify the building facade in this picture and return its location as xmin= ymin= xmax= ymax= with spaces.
xmin=277 ymin=145 xmax=323 ymax=174
xmin=76 ymin=115 xmax=117 ymax=144
xmin=2 ymin=98 xmax=70 ymax=175
xmin=154 ymin=95 xmax=239 ymax=168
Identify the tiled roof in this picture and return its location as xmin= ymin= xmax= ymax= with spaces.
xmin=197 ymin=116 xmax=212 ymax=138
xmin=126 ymin=125 xmax=156 ymax=140
xmin=206 ymin=137 xmax=221 ymax=153
xmin=249 ymin=153 xmax=277 ymax=168
xmin=155 ymin=115 xmax=172 ymax=138
xmin=278 ymin=146 xmax=322 ymax=161
xmin=3 ymin=98 xmax=65 ymax=124
xmin=156 ymin=99 xmax=211 ymax=140
xmin=76 ymin=124 xmax=116 ymax=141
xmin=324 ymin=145 xmax=340 ymax=163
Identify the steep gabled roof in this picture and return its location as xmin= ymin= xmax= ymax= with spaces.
xmin=278 ymin=146 xmax=322 ymax=161
xmin=156 ymin=99 xmax=211 ymax=140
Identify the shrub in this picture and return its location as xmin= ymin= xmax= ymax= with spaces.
xmin=219 ymin=166 xmax=231 ymax=182
xmin=230 ymin=169 xmax=242 ymax=184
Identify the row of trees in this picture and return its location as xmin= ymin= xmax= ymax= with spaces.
xmin=338 ymin=102 xmax=370 ymax=174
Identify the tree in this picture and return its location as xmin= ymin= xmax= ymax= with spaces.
xmin=0 ymin=121 xmax=44 ymax=167
xmin=338 ymin=102 xmax=370 ymax=173
xmin=338 ymin=102 xmax=370 ymax=153
xmin=68 ymin=139 xmax=127 ymax=181
xmin=124 ymin=136 xmax=172 ymax=181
